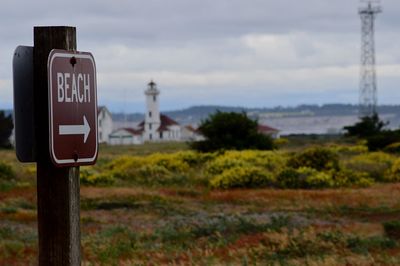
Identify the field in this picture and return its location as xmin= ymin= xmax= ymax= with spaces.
xmin=1 ymin=140 xmax=400 ymax=265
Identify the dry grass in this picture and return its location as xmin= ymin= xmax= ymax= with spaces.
xmin=207 ymin=183 xmax=400 ymax=211
xmin=81 ymin=186 xmax=160 ymax=199
xmin=2 ymin=143 xmax=400 ymax=264
xmin=2 ymin=183 xmax=400 ymax=264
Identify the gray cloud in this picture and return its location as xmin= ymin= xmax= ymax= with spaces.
xmin=1 ymin=0 xmax=400 ymax=112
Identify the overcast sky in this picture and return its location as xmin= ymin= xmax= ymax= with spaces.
xmin=1 ymin=0 xmax=399 ymax=112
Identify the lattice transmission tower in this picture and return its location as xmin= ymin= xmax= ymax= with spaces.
xmin=358 ymin=1 xmax=381 ymax=117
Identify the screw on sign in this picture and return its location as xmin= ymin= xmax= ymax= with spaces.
xmin=48 ymin=49 xmax=98 ymax=167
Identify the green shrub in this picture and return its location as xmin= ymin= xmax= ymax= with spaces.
xmin=104 ymin=153 xmax=191 ymax=184
xmin=273 ymin=138 xmax=289 ymax=148
xmin=252 ymin=151 xmax=287 ymax=173
xmin=367 ymin=130 xmax=400 ymax=151
xmin=137 ymin=164 xmax=170 ymax=179
xmin=384 ymin=142 xmax=400 ymax=154
xmin=175 ymin=151 xmax=214 ymax=166
xmin=205 ymin=157 xmax=248 ymax=176
xmin=191 ymin=111 xmax=274 ymax=152
xmin=136 ymin=165 xmax=187 ymax=186
xmin=304 ymin=169 xmax=334 ymax=189
xmin=80 ymin=167 xmax=115 ymax=186
xmin=0 ymin=111 xmax=14 ymax=148
xmin=277 ymin=167 xmax=335 ymax=189
xmin=205 ymin=150 xmax=286 ymax=176
xmin=332 ymin=169 xmax=374 ymax=187
xmin=146 ymin=153 xmax=190 ymax=172
xmin=385 ymin=158 xmax=400 ymax=182
xmin=0 ymin=161 xmax=15 ymax=181
xmin=328 ymin=144 xmax=368 ymax=155
xmin=106 ymin=156 xmax=144 ymax=179
xmin=383 ymin=220 xmax=400 ymax=240
xmin=287 ymin=147 xmax=339 ymax=171
xmin=0 ymin=161 xmax=16 ymax=191
xmin=210 ymin=166 xmax=274 ymax=189
xmin=344 ymin=152 xmax=395 ymax=182
xmin=78 ymin=148 xmax=400 ymax=191
xmin=276 ymin=168 xmax=305 ymax=189
xmin=343 ymin=113 xmax=387 ymax=139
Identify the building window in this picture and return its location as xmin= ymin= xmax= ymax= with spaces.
xmin=149 ymin=123 xmax=152 ymax=130
xmin=149 ymin=111 xmax=152 ymax=117
xmin=160 ymin=132 xmax=163 ymax=139
xmin=153 ymin=95 xmax=156 ymax=102
xmin=149 ymin=133 xmax=152 ymax=140
xmin=99 ymin=132 xmax=102 ymax=140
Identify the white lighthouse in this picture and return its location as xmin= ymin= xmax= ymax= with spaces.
xmin=144 ymin=80 xmax=161 ymax=141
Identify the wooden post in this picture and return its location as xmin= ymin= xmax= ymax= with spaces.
xmin=34 ymin=26 xmax=81 ymax=266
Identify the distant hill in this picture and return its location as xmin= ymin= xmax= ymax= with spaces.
xmin=112 ymin=104 xmax=400 ymax=123
xmin=111 ymin=104 xmax=400 ymax=135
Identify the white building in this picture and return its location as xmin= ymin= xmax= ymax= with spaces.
xmin=109 ymin=128 xmax=143 ymax=145
xmin=258 ymin=124 xmax=280 ymax=139
xmin=109 ymin=81 xmax=202 ymax=145
xmin=98 ymin=106 xmax=113 ymax=144
xmin=143 ymin=80 xmax=161 ymax=141
xmin=138 ymin=81 xmax=182 ymax=142
xmin=181 ymin=125 xmax=204 ymax=141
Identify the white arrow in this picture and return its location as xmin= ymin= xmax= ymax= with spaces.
xmin=59 ymin=115 xmax=91 ymax=143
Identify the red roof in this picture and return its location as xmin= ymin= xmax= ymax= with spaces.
xmin=157 ymin=114 xmax=179 ymax=132
xmin=137 ymin=113 xmax=179 ymax=132
xmin=121 ymin=128 xmax=142 ymax=135
xmin=258 ymin=124 xmax=279 ymax=133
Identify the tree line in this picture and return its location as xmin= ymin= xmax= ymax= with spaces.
xmin=0 ymin=111 xmax=13 ymax=148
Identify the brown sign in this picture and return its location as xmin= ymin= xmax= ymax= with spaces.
xmin=48 ymin=49 xmax=98 ymax=166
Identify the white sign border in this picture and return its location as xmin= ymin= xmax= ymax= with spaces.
xmin=48 ymin=49 xmax=98 ymax=166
